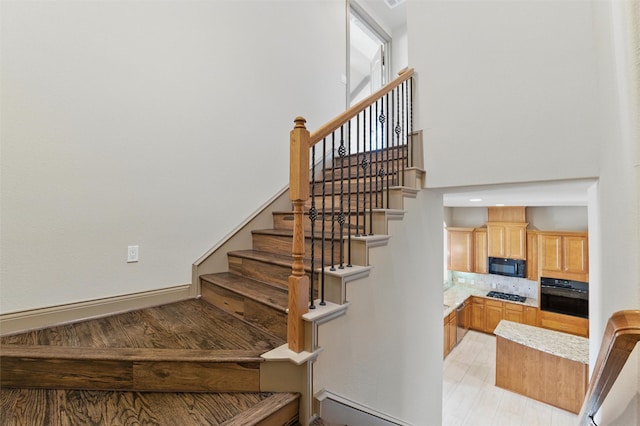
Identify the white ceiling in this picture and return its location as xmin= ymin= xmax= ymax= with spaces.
xmin=356 ymin=0 xmax=407 ymax=31
xmin=353 ymin=1 xmax=595 ymax=209
xmin=442 ymin=179 xmax=596 ymax=207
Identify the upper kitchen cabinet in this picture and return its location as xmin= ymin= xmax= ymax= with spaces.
xmin=474 ymin=228 xmax=488 ymax=274
xmin=486 ymin=207 xmax=528 ymax=260
xmin=538 ymin=231 xmax=589 ymax=281
xmin=447 ymin=227 xmax=474 ymax=272
xmin=526 ymin=230 xmax=539 ymax=281
xmin=487 ymin=222 xmax=528 ymax=260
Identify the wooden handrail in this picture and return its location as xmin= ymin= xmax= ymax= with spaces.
xmin=578 ymin=310 xmax=640 ymax=425
xmin=309 ymin=68 xmax=414 ymax=147
xmin=286 ymin=68 xmax=415 ymax=353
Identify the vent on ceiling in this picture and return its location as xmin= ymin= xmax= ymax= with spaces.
xmin=384 ymin=0 xmax=406 ymax=9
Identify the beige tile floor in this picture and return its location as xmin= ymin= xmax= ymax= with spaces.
xmin=443 ymin=330 xmax=579 ymax=426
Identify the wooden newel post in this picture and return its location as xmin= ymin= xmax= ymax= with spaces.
xmin=288 ymin=116 xmax=310 ymax=353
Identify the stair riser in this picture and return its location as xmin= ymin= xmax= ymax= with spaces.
xmin=303 ymin=195 xmax=386 ymax=211
xmin=252 ymin=234 xmax=346 ymax=265
xmin=0 ymin=357 xmax=261 ymax=392
xmin=228 ymin=255 xmax=294 ymax=289
xmin=319 ymin=167 xmax=405 ymax=182
xmin=272 ymin=212 xmax=364 ymax=234
xmin=328 ymin=146 xmax=408 ymax=168
xmin=310 ymin=179 xmax=400 ymax=196
xmin=201 ymin=281 xmax=287 ymax=341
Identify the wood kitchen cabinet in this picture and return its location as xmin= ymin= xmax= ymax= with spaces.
xmin=469 ymin=297 xmax=537 ymax=333
xmin=503 ymin=302 xmax=524 ymax=324
xmin=523 ymin=306 xmax=538 ymax=327
xmin=474 ymin=228 xmax=488 ymax=274
xmin=485 ymin=299 xmax=504 ymax=333
xmin=470 ymin=297 xmax=485 ymax=331
xmin=526 ymin=231 xmax=539 ymax=281
xmin=443 ymin=310 xmax=457 ymax=358
xmin=539 ymin=310 xmax=589 ymax=337
xmin=539 ymin=232 xmax=588 ymax=281
xmin=447 ymin=227 xmax=474 ymax=272
xmin=487 ymin=222 xmax=528 ymax=260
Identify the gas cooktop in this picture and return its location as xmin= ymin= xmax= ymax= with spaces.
xmin=486 ymin=291 xmax=527 ymax=303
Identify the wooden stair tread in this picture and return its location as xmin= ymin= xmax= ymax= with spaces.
xmin=228 ymin=249 xmax=310 ymax=270
xmin=200 ymin=272 xmax=288 ymax=313
xmin=0 ymin=389 xmax=294 ymax=426
xmin=252 ymin=228 xmax=348 ymax=241
xmin=0 ymin=344 xmax=266 ymax=363
xmin=222 ymin=392 xmax=299 ymax=426
xmin=0 ymin=299 xmax=284 ymax=352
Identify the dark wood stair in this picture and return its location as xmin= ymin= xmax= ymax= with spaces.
xmin=0 ymin=388 xmax=300 ymax=426
xmin=0 ymin=299 xmax=299 ymax=425
xmin=0 ymin=141 xmax=416 ymax=425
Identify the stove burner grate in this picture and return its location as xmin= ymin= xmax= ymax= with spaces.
xmin=486 ymin=291 xmax=527 ymax=303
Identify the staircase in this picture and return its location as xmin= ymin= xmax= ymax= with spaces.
xmin=1 ymin=70 xmax=420 ymax=425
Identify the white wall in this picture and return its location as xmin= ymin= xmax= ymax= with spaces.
xmin=589 ymin=0 xmax=640 ymax=422
xmin=0 ymin=0 xmax=346 ymax=314
xmin=408 ymin=0 xmax=639 ymax=422
xmin=314 ymin=190 xmax=444 ymax=424
xmin=409 ymin=0 xmax=601 ymax=188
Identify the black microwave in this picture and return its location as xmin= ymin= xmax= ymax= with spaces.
xmin=488 ymin=257 xmax=526 ymax=278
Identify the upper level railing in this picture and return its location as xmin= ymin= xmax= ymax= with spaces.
xmin=578 ymin=310 xmax=640 ymax=425
xmin=287 ymin=68 xmax=415 ymax=352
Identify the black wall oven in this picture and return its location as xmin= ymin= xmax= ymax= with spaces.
xmin=540 ymin=277 xmax=589 ymax=319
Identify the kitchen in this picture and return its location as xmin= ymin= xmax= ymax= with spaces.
xmin=443 ymin=205 xmax=590 ymax=415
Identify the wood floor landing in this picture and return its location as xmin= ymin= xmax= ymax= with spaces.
xmin=0 ymin=298 xmax=285 ymax=351
xmin=0 ymin=389 xmax=299 ymax=426
xmin=0 ymin=298 xmax=286 ymax=393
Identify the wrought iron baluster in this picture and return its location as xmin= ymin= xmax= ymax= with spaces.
xmin=394 ymin=85 xmax=401 ymax=188
xmin=347 ymin=120 xmax=352 ymax=267
xmin=338 ymin=126 xmax=345 ymax=270
xmin=378 ymin=96 xmax=387 ymax=209
xmin=355 ymin=114 xmax=361 ymax=237
xmin=386 ymin=92 xmax=391 ymax=207
xmin=410 ymin=77 xmax=414 ymax=168
xmin=368 ymin=105 xmax=373 ymax=235
xmin=309 ymin=146 xmax=317 ymax=309
xmin=321 ymin=137 xmax=327 ymax=305
xmin=374 ymin=100 xmax=379 ymax=209
xmin=402 ymin=80 xmax=407 ymax=185
xmin=362 ymin=109 xmax=368 ymax=236
xmin=330 ymin=132 xmax=336 ymax=272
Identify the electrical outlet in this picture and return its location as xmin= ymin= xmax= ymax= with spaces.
xmin=127 ymin=245 xmax=139 ymax=263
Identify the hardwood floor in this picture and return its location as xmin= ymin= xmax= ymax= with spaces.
xmin=0 ymin=389 xmax=298 ymax=426
xmin=0 ymin=299 xmax=301 ymax=424
xmin=0 ymin=298 xmax=284 ymax=351
xmin=443 ymin=330 xmax=579 ymax=426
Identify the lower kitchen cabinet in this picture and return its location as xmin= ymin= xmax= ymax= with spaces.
xmin=469 ymin=298 xmax=539 ymax=333
xmin=503 ymin=302 xmax=523 ymax=324
xmin=485 ymin=299 xmax=504 ymax=333
xmin=539 ymin=310 xmax=589 ymax=337
xmin=524 ymin=306 xmax=538 ymax=327
xmin=443 ymin=310 xmax=457 ymax=358
xmin=471 ymin=297 xmax=485 ymax=331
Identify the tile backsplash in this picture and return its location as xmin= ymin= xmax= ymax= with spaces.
xmin=447 ymin=271 xmax=538 ymax=299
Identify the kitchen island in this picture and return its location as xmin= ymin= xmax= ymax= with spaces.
xmin=494 ymin=320 xmax=589 ymax=413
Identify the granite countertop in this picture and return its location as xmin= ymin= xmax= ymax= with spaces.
xmin=494 ymin=320 xmax=589 ymax=364
xmin=443 ymin=284 xmax=538 ymax=318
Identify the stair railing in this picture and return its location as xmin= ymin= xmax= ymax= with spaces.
xmin=287 ymin=68 xmax=415 ymax=352
xmin=578 ymin=310 xmax=640 ymax=425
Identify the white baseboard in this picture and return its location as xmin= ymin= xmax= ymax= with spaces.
xmin=0 ymin=284 xmax=192 ymax=336
xmin=315 ymin=390 xmax=410 ymax=426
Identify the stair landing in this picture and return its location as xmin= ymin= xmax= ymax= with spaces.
xmin=0 ymin=299 xmax=299 ymax=425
